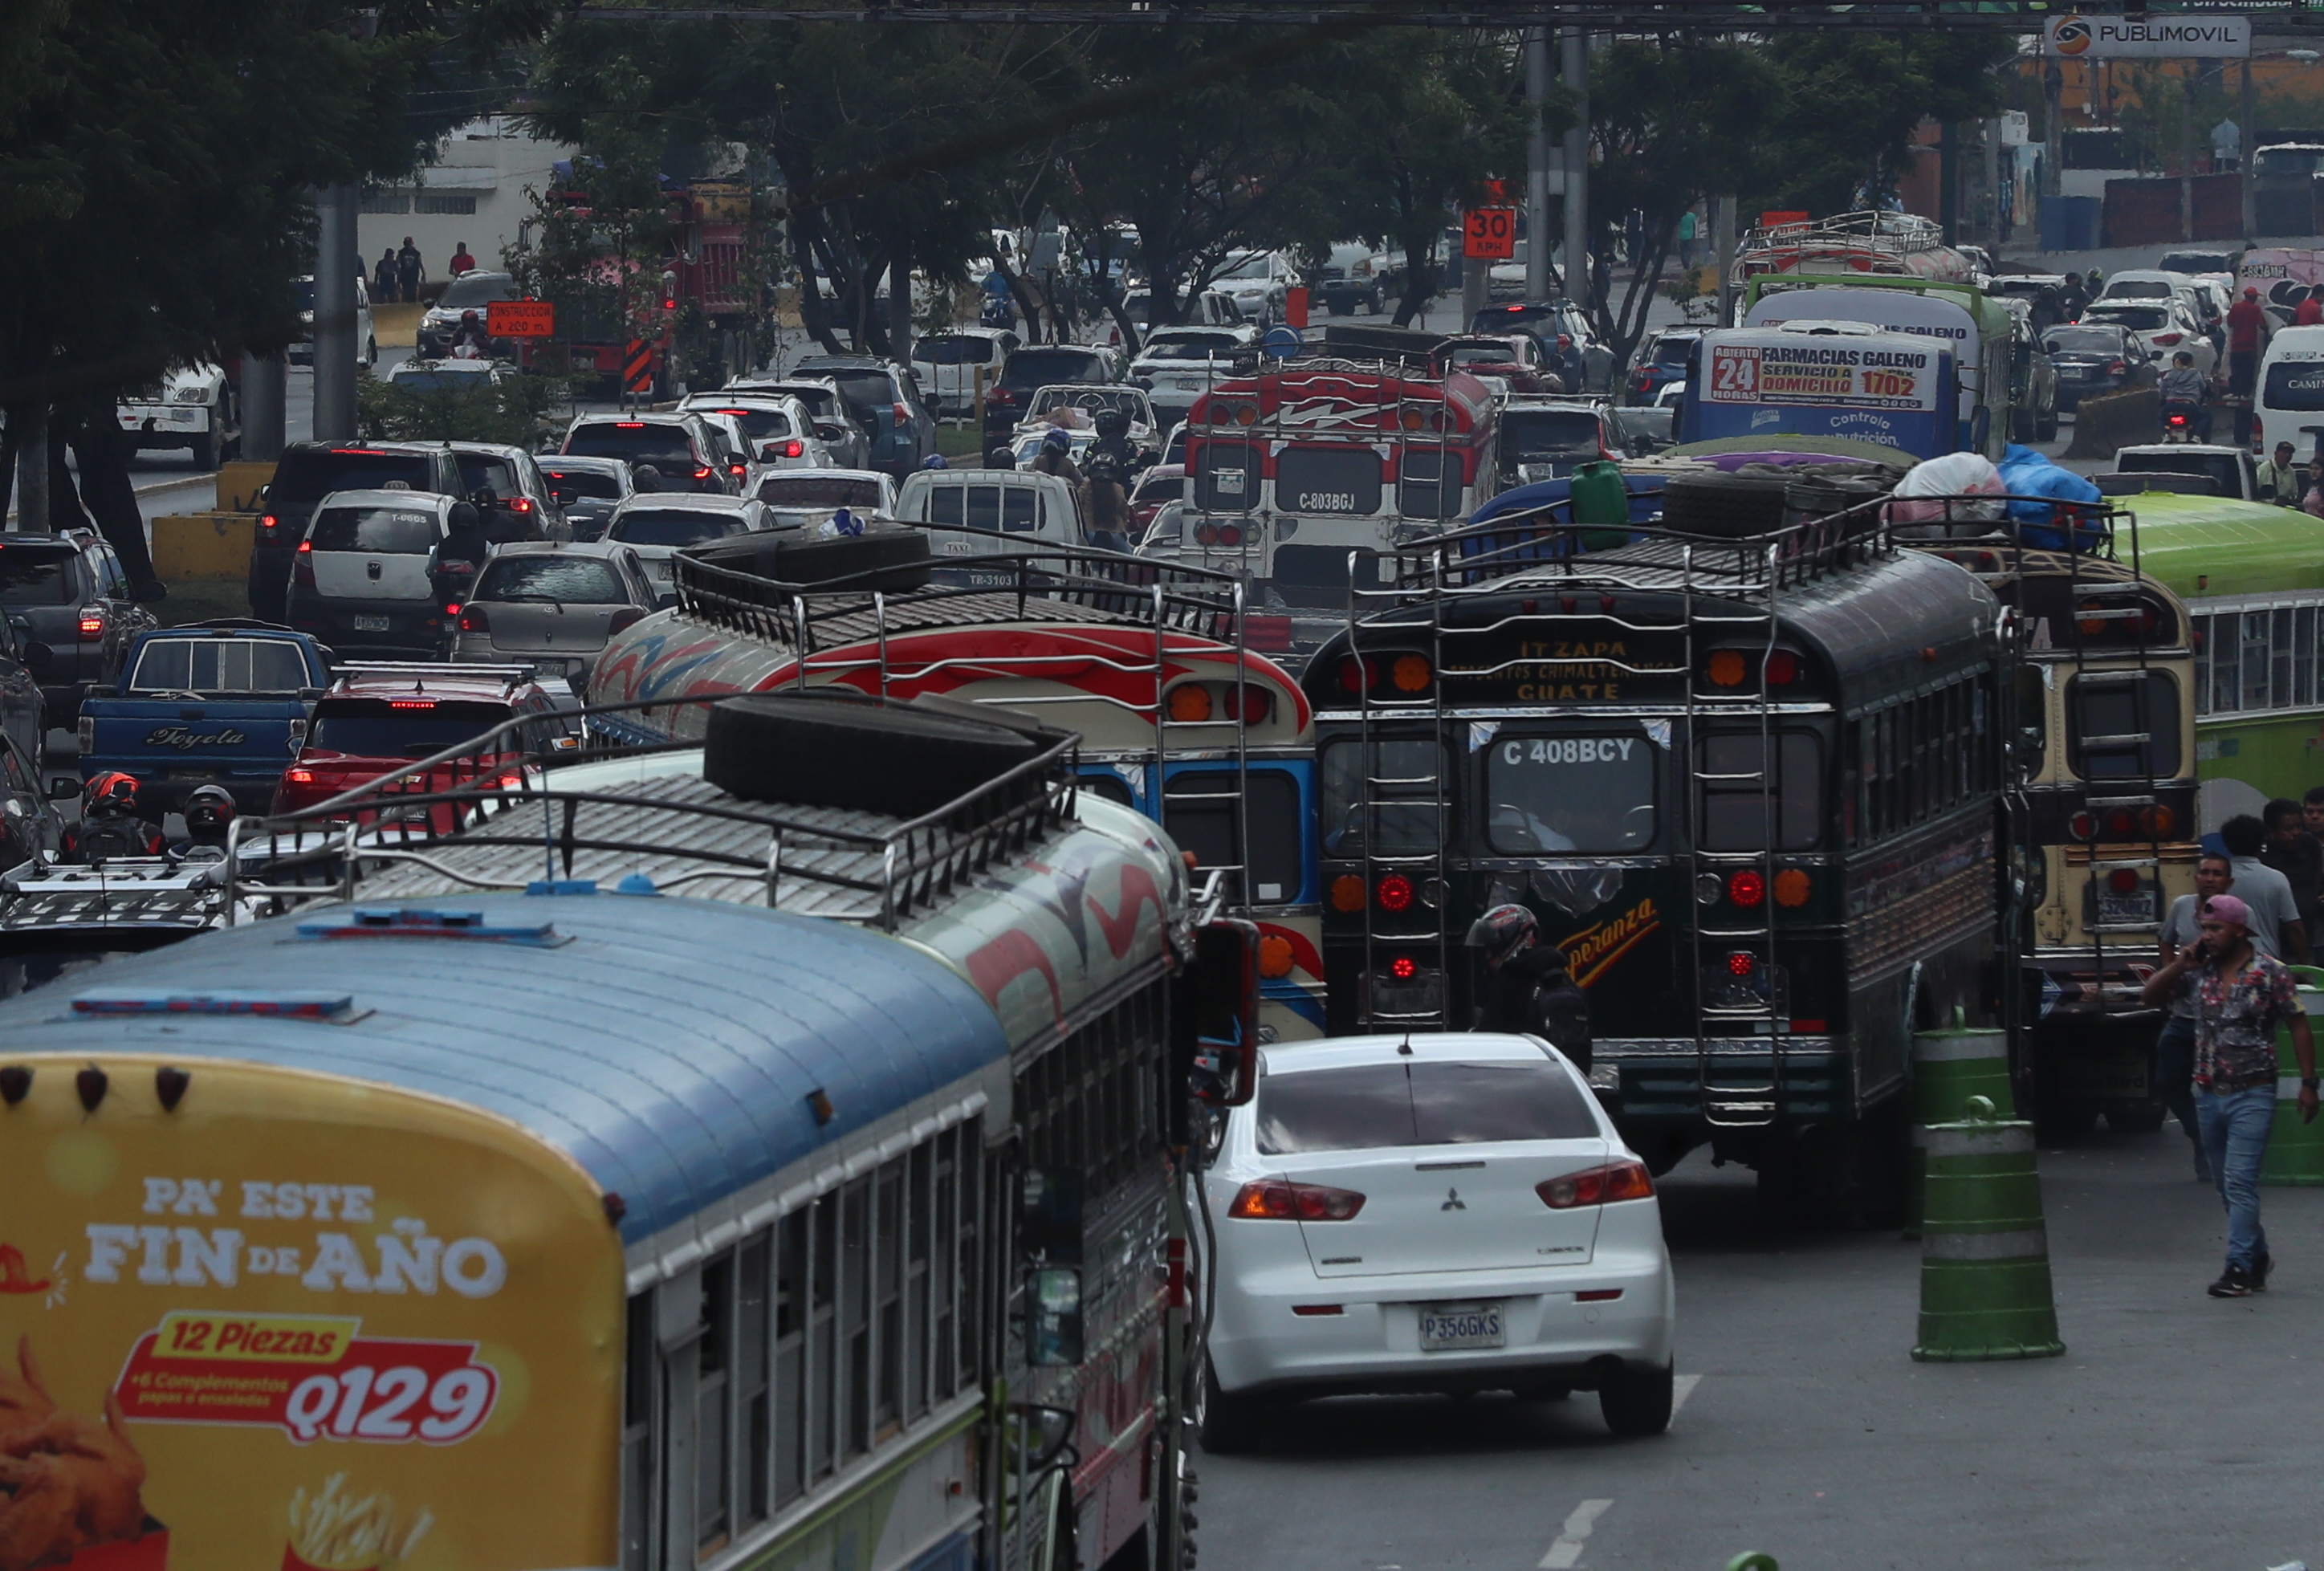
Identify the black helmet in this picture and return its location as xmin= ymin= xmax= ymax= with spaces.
xmin=184 ymin=784 xmax=236 ymax=835
xmin=1464 ymin=902 xmax=1538 ymax=965
xmin=1093 ymin=406 xmax=1130 ymax=438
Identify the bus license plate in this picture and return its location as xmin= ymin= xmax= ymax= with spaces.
xmin=352 ymin=614 xmax=391 ymax=632
xmin=1418 ymin=1303 xmax=1504 ymax=1352
xmin=2097 ymin=891 xmax=2154 ymax=926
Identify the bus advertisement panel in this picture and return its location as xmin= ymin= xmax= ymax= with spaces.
xmin=1682 ymin=327 xmax=1956 ymax=457
xmin=1742 ymin=279 xmax=2003 ymax=455
xmin=0 ymin=1057 xmax=621 ymax=1571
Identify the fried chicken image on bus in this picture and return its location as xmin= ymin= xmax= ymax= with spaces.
xmin=0 ymin=1339 xmax=147 ymax=1571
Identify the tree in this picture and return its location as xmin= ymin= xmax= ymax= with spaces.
xmin=0 ymin=2 xmax=429 ymax=584
xmin=1750 ymin=32 xmax=2013 ymax=216
xmin=1311 ymin=29 xmax=1529 ymax=326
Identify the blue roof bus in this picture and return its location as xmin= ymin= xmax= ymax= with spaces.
xmin=0 ymin=692 xmax=1250 ymax=1571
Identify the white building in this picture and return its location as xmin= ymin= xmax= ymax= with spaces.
xmin=358 ymin=117 xmax=573 ymax=290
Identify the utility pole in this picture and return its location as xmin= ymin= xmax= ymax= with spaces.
xmin=242 ymin=352 xmax=286 ymax=462
xmin=1984 ymin=117 xmax=2004 ymax=250
xmin=1714 ymin=194 xmax=1738 ymax=326
xmin=2044 ymin=62 xmax=2066 ymax=201
xmin=312 ymin=182 xmax=359 ymax=442
xmin=1561 ymin=27 xmax=1589 ymax=310
xmin=2242 ymin=55 xmax=2257 ymax=240
xmin=2181 ymin=61 xmax=2196 ymax=243
xmin=1526 ymin=27 xmax=1555 ymax=300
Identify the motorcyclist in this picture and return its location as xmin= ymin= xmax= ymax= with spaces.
xmin=2060 ymin=271 xmax=2090 ymax=320
xmin=1028 ymin=427 xmax=1084 ymax=486
xmin=1465 ymin=902 xmax=1592 ymax=1072
xmin=1083 ymin=447 xmax=1133 ymax=553
xmin=173 ymin=784 xmax=237 ymax=861
xmin=60 ymin=772 xmax=167 ymax=865
xmin=922 ymin=453 xmax=949 ymax=470
xmin=1550 ymin=333 xmax=1586 ymax=394
xmin=447 ymin=310 xmax=492 ymax=358
xmin=2158 ymin=351 xmax=2208 ymax=438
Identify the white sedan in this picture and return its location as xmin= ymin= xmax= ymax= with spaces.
xmin=1195 ymin=1032 xmax=1675 ymax=1451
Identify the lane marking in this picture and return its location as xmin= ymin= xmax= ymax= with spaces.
xmin=1539 ymin=1499 xmax=1614 ymax=1569
xmin=1671 ymin=1373 xmax=1703 ymax=1418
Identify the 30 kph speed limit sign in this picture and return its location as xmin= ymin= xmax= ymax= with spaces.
xmin=1463 ymin=207 xmax=1516 ymax=260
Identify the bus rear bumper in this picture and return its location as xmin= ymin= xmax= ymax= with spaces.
xmin=1589 ymin=1036 xmax=1848 ymax=1124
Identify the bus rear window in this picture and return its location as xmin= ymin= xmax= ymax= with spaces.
xmin=1485 ymin=734 xmax=1656 ymax=853
xmin=1321 ymin=739 xmax=1443 ymax=855
xmin=1697 ymin=731 xmax=1821 ymax=851
xmin=2068 ymin=672 xmax=2180 ymax=780
xmin=1162 ymin=767 xmax=1302 ymax=903
xmin=1275 ymin=447 xmax=1382 ymax=515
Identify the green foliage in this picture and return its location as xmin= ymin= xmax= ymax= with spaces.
xmin=356 ymin=368 xmax=568 ymax=448
xmin=0 ymin=2 xmax=438 ymax=401
xmin=1749 ymin=31 xmax=2013 ymax=215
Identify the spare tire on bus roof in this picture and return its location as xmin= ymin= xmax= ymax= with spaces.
xmin=705 ymin=692 xmax=1044 ymax=820
xmin=1659 ymin=470 xmax=1794 ymax=538
xmin=1785 ymin=473 xmax=1888 ymax=528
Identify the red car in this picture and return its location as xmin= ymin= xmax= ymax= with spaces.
xmin=1128 ymin=463 xmax=1187 ymax=535
xmin=271 ymin=665 xmax=573 ymax=827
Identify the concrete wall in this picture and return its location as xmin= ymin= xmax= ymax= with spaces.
xmin=2102 ymin=172 xmax=2242 ymax=247
xmin=356 ymin=118 xmax=573 ymax=290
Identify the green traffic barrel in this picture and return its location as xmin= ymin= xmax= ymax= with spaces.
xmin=1911 ymin=1097 xmax=2064 ymax=1363
xmin=1905 ymin=1008 xmax=2015 ymax=1236
xmin=2258 ymin=970 xmax=2324 ymax=1187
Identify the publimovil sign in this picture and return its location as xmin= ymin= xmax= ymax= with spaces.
xmin=2044 ymin=14 xmax=2251 ymax=59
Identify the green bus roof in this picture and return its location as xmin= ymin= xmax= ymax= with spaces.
xmin=2116 ymin=490 xmax=2324 ymax=598
xmin=1741 ymin=272 xmax=2014 ymax=336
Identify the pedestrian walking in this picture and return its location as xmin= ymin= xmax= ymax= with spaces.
xmin=396 ymin=236 xmax=425 ymax=304
xmin=2303 ymin=784 xmax=2324 ymax=844
xmin=2262 ymin=796 xmax=2324 ymax=932
xmin=1677 ymin=208 xmax=1699 ymax=270
xmin=447 ymin=242 xmax=478 ymax=278
xmin=2158 ymin=853 xmax=2236 ymax=1182
xmin=372 ymin=249 xmax=399 ymax=306
xmin=2141 ymin=893 xmax=2318 ymax=1298
xmin=2257 ymin=440 xmax=2302 ymax=505
xmin=1465 ymin=903 xmax=1592 ymax=1072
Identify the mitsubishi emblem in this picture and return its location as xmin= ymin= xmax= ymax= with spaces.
xmin=1442 ymin=1187 xmax=1466 ymax=1211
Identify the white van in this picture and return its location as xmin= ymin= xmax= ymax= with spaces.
xmin=2253 ymin=324 xmax=2324 ymax=459
xmin=893 ymin=468 xmax=1085 ymax=585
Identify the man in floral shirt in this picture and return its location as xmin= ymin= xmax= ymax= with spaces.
xmin=2145 ymin=893 xmax=2319 ymax=1296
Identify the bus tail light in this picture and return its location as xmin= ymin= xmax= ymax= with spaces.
xmin=1727 ymin=950 xmax=1757 ymax=977
xmin=1728 ymin=869 xmax=1765 ymax=907
xmin=1390 ymin=954 xmax=1418 ymax=979
xmin=1228 ymin=1178 xmax=1366 ymax=1221
xmin=2108 ymin=869 xmax=2141 ymax=894
xmin=1167 ymin=685 xmax=1214 ymax=722
xmin=2070 ymin=811 xmax=2094 ymax=839
xmin=1536 ymin=1160 xmax=1654 ymax=1210
xmin=1376 ymin=873 xmax=1414 ymax=912
xmin=1390 ymin=653 xmax=1432 ymax=692
xmin=1215 ymin=523 xmax=1243 ymax=547
xmin=1329 ymin=875 xmax=1366 ymax=913
xmin=1223 ymin=684 xmax=1272 ymax=722
xmin=1773 ymin=869 xmax=1812 ymax=907
xmin=1764 ymin=650 xmax=1800 ymax=685
xmin=2104 ymin=808 xmax=2137 ymax=837
xmin=1337 ymin=656 xmax=1378 ymax=694
xmin=2146 ymin=804 xmax=2176 ymax=836
xmin=1706 ymin=649 xmax=1747 ymax=686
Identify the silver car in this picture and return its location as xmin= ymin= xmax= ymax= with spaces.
xmin=540 ymin=455 xmax=636 ymax=542
xmin=603 ymin=494 xmax=771 ymax=608
xmin=748 ymin=469 xmax=897 ymax=533
xmin=444 ymin=540 xmax=658 ymax=687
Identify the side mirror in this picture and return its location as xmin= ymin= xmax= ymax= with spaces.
xmin=48 ymin=777 xmax=79 ymax=800
xmin=1190 ymin=918 xmax=1261 ymax=1106
xmin=1026 ymin=1270 xmax=1084 ymax=1367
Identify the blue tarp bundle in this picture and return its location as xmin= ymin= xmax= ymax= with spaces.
xmin=1996 ymin=442 xmax=2107 ymax=551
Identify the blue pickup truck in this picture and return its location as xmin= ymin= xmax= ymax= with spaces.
xmin=77 ymin=623 xmax=330 ymax=812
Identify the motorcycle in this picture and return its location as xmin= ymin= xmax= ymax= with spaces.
xmin=2161 ymin=402 xmax=2204 ymax=442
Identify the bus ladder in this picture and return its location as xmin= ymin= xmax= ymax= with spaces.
xmin=2064 ymin=519 xmax=2167 ymax=1021
xmin=1345 ymin=549 xmax=1452 ymax=1032
xmin=1679 ymin=539 xmax=1788 ymax=1127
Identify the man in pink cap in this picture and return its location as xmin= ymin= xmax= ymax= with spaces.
xmin=2145 ymin=892 xmax=2318 ymax=1296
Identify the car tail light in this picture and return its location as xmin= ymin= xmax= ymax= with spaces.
xmin=511 ymin=496 xmax=533 ymax=514
xmin=990 ymin=388 xmax=1017 ymax=405
xmin=893 ymin=401 xmax=910 ymax=428
xmin=1227 ymin=1178 xmax=1366 ymax=1221
xmin=2156 ymin=332 xmax=2183 ymax=345
xmin=287 ymin=768 xmax=315 ymax=785
xmin=694 ymin=466 xmax=714 ymax=480
xmin=259 ymin=513 xmax=281 ymax=537
xmin=610 ymin=607 xmax=648 ymax=634
xmin=1376 ymin=873 xmax=1414 ymax=912
xmin=293 ymin=543 xmax=315 ymax=588
xmin=616 ymin=421 xmax=645 ymax=429
xmin=389 ymin=698 xmax=437 ymax=710
xmin=2106 ymin=360 xmax=2127 ymax=375
xmin=1728 ymin=869 xmax=1765 ymax=907
xmin=781 ymin=440 xmax=804 ymax=458
xmin=1536 ymin=1160 xmax=1654 ymax=1209
xmin=458 ymin=605 xmax=490 ymax=633
xmin=75 ymin=608 xmax=104 ymax=641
